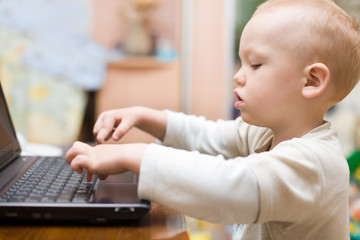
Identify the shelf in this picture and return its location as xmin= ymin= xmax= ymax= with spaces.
xmin=108 ymin=56 xmax=173 ymax=69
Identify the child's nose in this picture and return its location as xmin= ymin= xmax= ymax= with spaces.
xmin=233 ymin=68 xmax=245 ymax=86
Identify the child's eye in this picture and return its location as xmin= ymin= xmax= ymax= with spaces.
xmin=251 ymin=64 xmax=262 ymax=70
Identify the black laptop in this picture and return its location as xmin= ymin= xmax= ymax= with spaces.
xmin=0 ymin=82 xmax=150 ymax=224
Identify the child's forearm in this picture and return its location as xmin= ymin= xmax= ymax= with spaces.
xmin=136 ymin=107 xmax=167 ymax=141
xmin=120 ymin=143 xmax=148 ymax=175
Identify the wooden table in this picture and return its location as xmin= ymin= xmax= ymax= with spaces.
xmin=0 ymin=203 xmax=189 ymax=240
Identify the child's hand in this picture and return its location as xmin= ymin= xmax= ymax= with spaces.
xmin=65 ymin=141 xmax=147 ymax=181
xmin=93 ymin=107 xmax=167 ymax=144
xmin=93 ymin=107 xmax=143 ymax=144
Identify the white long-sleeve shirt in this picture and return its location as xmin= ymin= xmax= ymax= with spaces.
xmin=138 ymin=111 xmax=350 ymax=240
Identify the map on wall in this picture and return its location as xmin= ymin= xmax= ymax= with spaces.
xmin=0 ymin=0 xmax=109 ymax=145
xmin=0 ymin=0 xmax=107 ymax=90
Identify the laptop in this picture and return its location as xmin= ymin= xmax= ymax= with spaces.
xmin=0 ymin=82 xmax=150 ymax=224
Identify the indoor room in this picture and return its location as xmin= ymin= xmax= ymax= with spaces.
xmin=0 ymin=0 xmax=359 ymax=239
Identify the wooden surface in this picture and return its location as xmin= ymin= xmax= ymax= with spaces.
xmin=0 ymin=203 xmax=189 ymax=240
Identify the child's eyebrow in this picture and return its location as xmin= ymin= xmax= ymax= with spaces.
xmin=239 ymin=47 xmax=267 ymax=61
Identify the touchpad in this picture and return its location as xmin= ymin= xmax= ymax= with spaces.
xmin=94 ymin=183 xmax=141 ymax=203
xmin=103 ymin=172 xmax=138 ymax=184
xmin=94 ymin=172 xmax=140 ymax=204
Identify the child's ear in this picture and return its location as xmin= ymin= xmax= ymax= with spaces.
xmin=302 ymin=63 xmax=330 ymax=98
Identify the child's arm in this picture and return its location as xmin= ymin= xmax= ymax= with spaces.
xmin=161 ymin=111 xmax=246 ymax=158
xmin=65 ymin=141 xmax=260 ymax=224
xmin=93 ymin=106 xmax=167 ymax=144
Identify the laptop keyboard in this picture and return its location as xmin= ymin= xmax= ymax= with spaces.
xmin=0 ymin=157 xmax=97 ymax=203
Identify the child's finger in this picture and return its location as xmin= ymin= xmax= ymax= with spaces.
xmin=96 ymin=117 xmax=118 ymax=143
xmin=96 ymin=128 xmax=112 ymax=144
xmin=93 ymin=113 xmax=104 ymax=135
xmin=85 ymin=171 xmax=93 ymax=182
xmin=69 ymin=154 xmax=88 ymax=174
xmin=65 ymin=141 xmax=85 ymax=164
xmin=98 ymin=174 xmax=109 ymax=180
xmin=112 ymin=121 xmax=131 ymax=141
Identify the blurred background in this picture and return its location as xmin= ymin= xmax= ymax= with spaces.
xmin=0 ymin=0 xmax=359 ymax=239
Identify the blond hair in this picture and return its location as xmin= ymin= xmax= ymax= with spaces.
xmin=255 ymin=0 xmax=360 ymax=102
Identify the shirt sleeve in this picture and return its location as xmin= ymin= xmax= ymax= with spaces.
xmin=162 ymin=110 xmax=272 ymax=159
xmin=138 ymin=143 xmax=260 ymax=224
xmin=162 ymin=110 xmax=241 ymax=159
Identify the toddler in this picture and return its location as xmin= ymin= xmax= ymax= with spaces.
xmin=66 ymin=0 xmax=360 ymax=239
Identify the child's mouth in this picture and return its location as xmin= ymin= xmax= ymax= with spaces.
xmin=233 ymin=90 xmax=243 ymax=109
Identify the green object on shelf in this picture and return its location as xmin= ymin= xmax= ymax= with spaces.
xmin=351 ymin=232 xmax=360 ymax=240
xmin=348 ymin=151 xmax=360 ymax=174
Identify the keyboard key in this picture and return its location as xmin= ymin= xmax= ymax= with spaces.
xmin=40 ymin=197 xmax=57 ymax=203
xmin=57 ymin=193 xmax=73 ymax=202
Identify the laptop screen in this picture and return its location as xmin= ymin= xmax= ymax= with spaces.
xmin=0 ymin=82 xmax=21 ymax=170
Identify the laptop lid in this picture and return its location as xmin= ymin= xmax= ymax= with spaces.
xmin=0 ymin=82 xmax=21 ymax=171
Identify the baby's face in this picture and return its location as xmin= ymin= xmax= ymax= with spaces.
xmin=233 ymin=9 xmax=309 ymax=129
